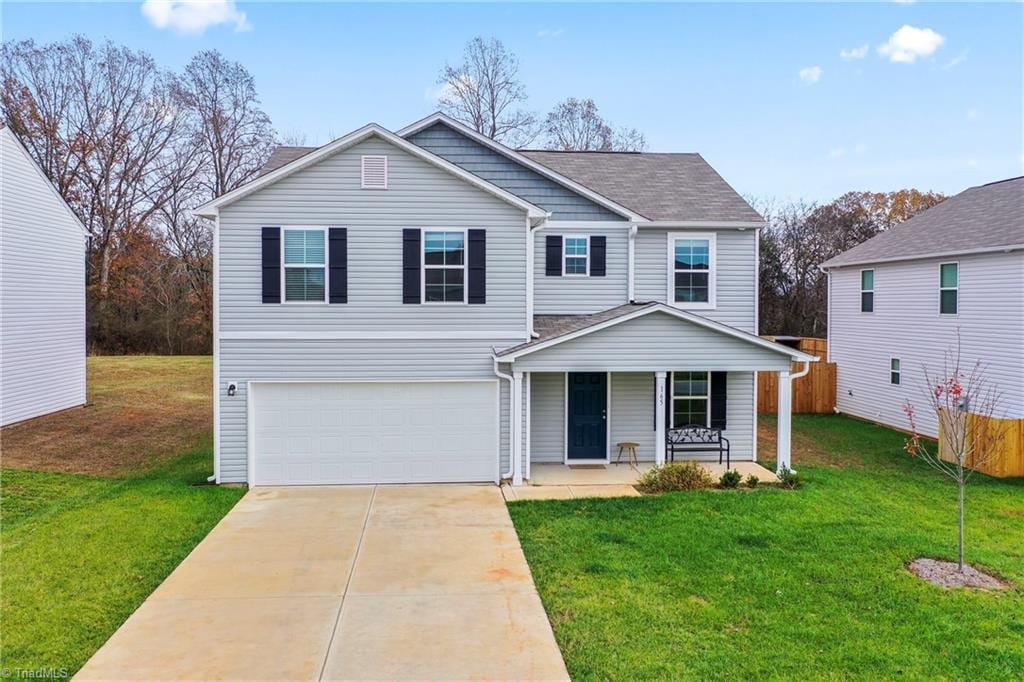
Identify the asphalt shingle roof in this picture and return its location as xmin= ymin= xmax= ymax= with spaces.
xmin=260 ymin=146 xmax=315 ymax=175
xmin=821 ymin=177 xmax=1024 ymax=268
xmin=519 ymin=150 xmax=762 ymax=222
xmin=497 ymin=303 xmax=657 ymax=356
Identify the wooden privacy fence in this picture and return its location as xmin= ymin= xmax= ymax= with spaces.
xmin=939 ymin=411 xmax=1024 ymax=478
xmin=757 ymin=337 xmax=837 ymax=415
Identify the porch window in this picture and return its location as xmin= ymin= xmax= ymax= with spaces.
xmin=669 ymin=233 xmax=715 ymax=307
xmin=563 ymin=236 xmax=589 ymax=275
xmin=672 ymin=371 xmax=710 ymax=427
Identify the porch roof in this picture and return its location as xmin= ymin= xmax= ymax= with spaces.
xmin=496 ymin=302 xmax=818 ymax=366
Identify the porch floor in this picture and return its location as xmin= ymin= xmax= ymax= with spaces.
xmin=503 ymin=461 xmax=779 ymax=502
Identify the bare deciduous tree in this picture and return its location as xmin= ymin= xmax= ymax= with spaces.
xmin=437 ymin=37 xmax=536 ymax=146
xmin=903 ymin=331 xmax=1006 ymax=572
xmin=542 ymin=97 xmax=646 ymax=152
xmin=178 ymin=50 xmax=275 ymax=196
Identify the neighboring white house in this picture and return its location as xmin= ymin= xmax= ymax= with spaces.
xmin=195 ymin=112 xmax=816 ymax=487
xmin=821 ymin=177 xmax=1024 ymax=438
xmin=0 ymin=125 xmax=87 ymax=426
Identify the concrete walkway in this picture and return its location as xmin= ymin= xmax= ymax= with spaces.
xmin=76 ymin=485 xmax=568 ymax=681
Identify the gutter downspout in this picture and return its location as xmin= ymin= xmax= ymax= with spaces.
xmin=493 ymin=354 xmax=516 ymax=481
xmin=627 ymin=224 xmax=637 ymax=302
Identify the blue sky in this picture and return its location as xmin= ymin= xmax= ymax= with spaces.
xmin=4 ymin=1 xmax=1022 ymax=203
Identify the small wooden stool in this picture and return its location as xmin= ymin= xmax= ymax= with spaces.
xmin=615 ymin=441 xmax=639 ymax=467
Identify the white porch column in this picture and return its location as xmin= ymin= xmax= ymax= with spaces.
xmin=776 ymin=370 xmax=792 ymax=474
xmin=512 ymin=371 xmax=524 ymax=486
xmin=655 ymin=371 xmax=667 ymax=466
xmin=524 ymin=372 xmax=532 ymax=483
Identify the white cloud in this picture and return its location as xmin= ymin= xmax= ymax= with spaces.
xmin=537 ymin=27 xmax=565 ymax=39
xmin=853 ymin=142 xmax=868 ymax=155
xmin=877 ymin=25 xmax=945 ymax=63
xmin=943 ymin=49 xmax=969 ymax=69
xmin=141 ymin=0 xmax=251 ymax=36
xmin=799 ymin=66 xmax=823 ymax=84
xmin=827 ymin=147 xmax=846 ymax=159
xmin=840 ymin=45 xmax=869 ymax=60
xmin=966 ymin=108 xmax=980 ymax=120
xmin=892 ymin=0 xmax=916 ymax=4
xmin=967 ymin=158 xmax=979 ymax=168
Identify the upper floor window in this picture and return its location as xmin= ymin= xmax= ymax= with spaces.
xmin=669 ymin=233 xmax=715 ymax=308
xmin=423 ymin=230 xmax=465 ymax=303
xmin=563 ymin=236 xmax=589 ymax=275
xmin=283 ymin=228 xmax=327 ymax=303
xmin=890 ymin=358 xmax=901 ymax=385
xmin=860 ymin=269 xmax=874 ymax=313
xmin=939 ymin=262 xmax=958 ymax=315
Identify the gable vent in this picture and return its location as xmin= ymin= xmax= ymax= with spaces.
xmin=361 ymin=155 xmax=388 ymax=189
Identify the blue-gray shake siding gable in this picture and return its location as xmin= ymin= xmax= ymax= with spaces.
xmin=407 ymin=122 xmax=625 ymax=221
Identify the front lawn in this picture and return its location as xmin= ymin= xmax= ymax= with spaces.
xmin=508 ymin=415 xmax=1024 ymax=680
xmin=0 ymin=357 xmax=244 ymax=675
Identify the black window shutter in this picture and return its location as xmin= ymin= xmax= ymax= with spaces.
xmin=590 ymin=235 xmax=606 ymax=277
xmin=402 ymin=229 xmax=421 ymax=304
xmin=710 ymin=372 xmax=728 ymax=430
xmin=545 ymin=235 xmax=562 ymax=276
xmin=328 ymin=228 xmax=347 ymax=304
xmin=261 ymin=227 xmax=281 ymax=303
xmin=468 ymin=229 xmax=486 ymax=304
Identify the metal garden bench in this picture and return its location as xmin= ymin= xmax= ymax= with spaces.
xmin=666 ymin=426 xmax=730 ymax=468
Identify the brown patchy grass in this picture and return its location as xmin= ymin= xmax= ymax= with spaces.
xmin=1 ymin=356 xmax=211 ymax=476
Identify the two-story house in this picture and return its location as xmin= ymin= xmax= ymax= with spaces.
xmin=195 ymin=113 xmax=815 ymax=487
xmin=822 ymin=177 xmax=1023 ymax=441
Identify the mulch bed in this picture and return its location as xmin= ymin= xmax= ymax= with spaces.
xmin=907 ymin=558 xmax=1010 ymax=590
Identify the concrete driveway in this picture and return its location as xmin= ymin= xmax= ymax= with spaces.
xmin=76 ymin=485 xmax=568 ymax=681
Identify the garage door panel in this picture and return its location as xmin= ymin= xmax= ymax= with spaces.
xmin=253 ymin=381 xmax=497 ymax=485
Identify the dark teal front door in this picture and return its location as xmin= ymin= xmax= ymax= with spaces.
xmin=567 ymin=372 xmax=607 ymax=460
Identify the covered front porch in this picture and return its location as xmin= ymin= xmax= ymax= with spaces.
xmin=495 ymin=303 xmax=817 ymax=486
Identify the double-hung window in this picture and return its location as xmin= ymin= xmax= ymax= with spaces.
xmin=890 ymin=358 xmax=901 ymax=385
xmin=860 ymin=269 xmax=874 ymax=312
xmin=671 ymin=371 xmax=710 ymax=427
xmin=423 ymin=230 xmax=466 ymax=303
xmin=563 ymin=236 xmax=589 ymax=275
xmin=939 ymin=263 xmax=958 ymax=315
xmin=283 ymin=228 xmax=326 ymax=303
xmin=669 ymin=233 xmax=714 ymax=307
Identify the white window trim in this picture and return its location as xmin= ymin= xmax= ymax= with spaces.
xmin=667 ymin=232 xmax=716 ymax=310
xmin=939 ymin=261 xmax=959 ymax=316
xmin=360 ymin=154 xmax=388 ymax=189
xmin=281 ymin=226 xmax=329 ymax=305
xmin=421 ymin=227 xmax=468 ymax=305
xmin=670 ymin=371 xmax=711 ymax=428
xmin=859 ymin=268 xmax=874 ymax=313
xmin=890 ymin=358 xmax=901 ymax=386
xmin=562 ymin=234 xmax=590 ymax=277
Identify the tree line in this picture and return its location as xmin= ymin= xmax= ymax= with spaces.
xmin=1 ymin=34 xmax=944 ymax=354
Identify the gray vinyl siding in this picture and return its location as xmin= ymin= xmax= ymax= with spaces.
xmin=218 ymin=338 xmax=517 ymax=483
xmin=407 ymin=122 xmax=622 ymax=221
xmin=634 ymin=228 xmax=757 ymax=332
xmin=829 ymin=251 xmax=1024 ymax=438
xmin=527 ymin=370 xmax=756 ymax=466
xmin=511 ymin=312 xmax=794 ymax=373
xmin=529 ymin=372 xmax=564 ymax=463
xmin=218 ymin=136 xmax=528 ymax=334
xmin=534 ymin=227 xmax=630 ymax=314
xmin=0 ymin=129 xmax=86 ymax=426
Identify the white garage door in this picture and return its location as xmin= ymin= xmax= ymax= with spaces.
xmin=252 ymin=381 xmax=498 ymax=485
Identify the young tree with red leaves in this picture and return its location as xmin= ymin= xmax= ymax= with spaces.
xmin=902 ymin=331 xmax=1006 ymax=572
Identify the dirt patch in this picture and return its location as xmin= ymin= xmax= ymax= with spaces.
xmin=0 ymin=356 xmax=211 ymax=476
xmin=757 ymin=421 xmax=824 ymax=466
xmin=907 ymin=558 xmax=1010 ymax=590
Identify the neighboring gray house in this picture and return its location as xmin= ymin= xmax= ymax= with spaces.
xmin=196 ymin=113 xmax=815 ymax=486
xmin=0 ymin=125 xmax=87 ymax=426
xmin=821 ymin=177 xmax=1024 ymax=438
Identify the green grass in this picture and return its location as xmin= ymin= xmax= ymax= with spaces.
xmin=1 ymin=356 xmax=245 ymax=675
xmin=509 ymin=415 xmax=1024 ymax=680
